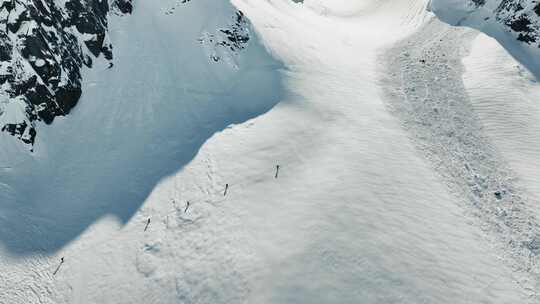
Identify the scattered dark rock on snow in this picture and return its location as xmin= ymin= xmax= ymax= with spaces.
xmin=219 ymin=11 xmax=250 ymax=51
xmin=0 ymin=0 xmax=133 ymax=146
xmin=0 ymin=0 xmax=251 ymax=147
xmin=165 ymin=0 xmax=191 ymax=15
xmin=196 ymin=10 xmax=251 ymax=64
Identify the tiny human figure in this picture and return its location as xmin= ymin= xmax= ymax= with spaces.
xmin=184 ymin=201 xmax=190 ymax=213
xmin=275 ymin=165 xmax=280 ymax=179
xmin=224 ymin=184 xmax=229 ymax=196
xmin=53 ymin=257 xmax=65 ymax=275
xmin=144 ymin=218 xmax=151 ymax=232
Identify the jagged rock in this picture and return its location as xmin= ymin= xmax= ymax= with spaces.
xmin=432 ymin=0 xmax=540 ymax=49
xmin=0 ymin=0 xmax=250 ymax=146
xmin=0 ymin=0 xmax=133 ymax=146
xmin=198 ymin=10 xmax=250 ymax=66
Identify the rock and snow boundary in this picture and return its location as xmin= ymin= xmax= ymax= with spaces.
xmin=0 ymin=0 xmax=283 ymax=301
xmin=0 ymin=0 xmax=251 ymax=146
xmin=2 ymin=0 xmax=540 ymax=303
xmin=0 ymin=0 xmax=133 ymax=145
xmin=430 ymin=0 xmax=540 ymax=77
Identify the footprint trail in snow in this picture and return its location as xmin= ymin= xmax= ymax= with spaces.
xmin=382 ymin=18 xmax=540 ymax=299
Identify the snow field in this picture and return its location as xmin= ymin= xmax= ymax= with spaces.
xmin=1 ymin=0 xmax=538 ymax=303
xmin=382 ymin=16 xmax=540 ymax=301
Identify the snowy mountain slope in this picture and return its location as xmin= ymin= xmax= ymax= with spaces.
xmin=462 ymin=33 xmax=540 ymax=282
xmin=0 ymin=0 xmax=252 ymax=146
xmin=463 ymin=34 xmax=540 ymax=214
xmin=382 ymin=17 xmax=540 ymax=297
xmin=1 ymin=0 xmax=540 ymax=303
xmin=430 ymin=0 xmax=540 ymax=77
xmin=0 ymin=0 xmax=282 ymax=256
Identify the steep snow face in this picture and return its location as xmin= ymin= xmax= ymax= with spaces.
xmin=429 ymin=0 xmax=540 ymax=77
xmin=1 ymin=0 xmax=531 ymax=303
xmin=0 ymin=0 xmax=133 ymax=145
xmin=462 ymin=34 xmax=540 ymax=272
xmin=0 ymin=0 xmax=282 ymax=255
xmin=2 ymin=0 xmax=539 ymax=303
xmin=463 ymin=34 xmax=540 ymax=205
xmin=383 ymin=17 xmax=540 ymax=297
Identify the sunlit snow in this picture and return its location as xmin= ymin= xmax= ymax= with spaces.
xmin=1 ymin=0 xmax=540 ymax=303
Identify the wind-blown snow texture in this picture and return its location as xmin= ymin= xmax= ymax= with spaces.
xmin=383 ymin=17 xmax=540 ymax=298
xmin=2 ymin=0 xmax=540 ymax=303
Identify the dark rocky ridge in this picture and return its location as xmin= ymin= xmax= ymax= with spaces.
xmin=495 ymin=0 xmax=540 ymax=45
xmin=0 ymin=0 xmax=251 ymax=146
xmin=0 ymin=0 xmax=132 ymax=145
xmin=468 ymin=0 xmax=540 ymax=46
xmin=207 ymin=11 xmax=250 ymax=63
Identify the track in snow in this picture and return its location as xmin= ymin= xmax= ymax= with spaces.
xmin=1 ymin=1 xmax=537 ymax=303
xmin=382 ymin=17 xmax=540 ymax=300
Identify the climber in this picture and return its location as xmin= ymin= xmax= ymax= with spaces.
xmin=144 ymin=218 xmax=151 ymax=232
xmin=53 ymin=257 xmax=64 ymax=276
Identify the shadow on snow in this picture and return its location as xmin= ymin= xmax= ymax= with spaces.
xmin=0 ymin=1 xmax=285 ymax=255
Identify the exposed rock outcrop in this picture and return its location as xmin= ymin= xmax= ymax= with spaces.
xmin=0 ymin=0 xmax=132 ymax=145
